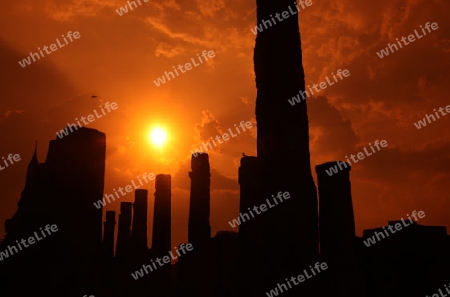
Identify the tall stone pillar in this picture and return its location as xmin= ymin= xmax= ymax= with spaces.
xmin=237 ymin=156 xmax=264 ymax=296
xmin=316 ymin=161 xmax=363 ymax=297
xmin=131 ymin=189 xmax=148 ymax=255
xmin=152 ymin=174 xmax=171 ymax=254
xmin=254 ymin=0 xmax=319 ymax=294
xmin=152 ymin=174 xmax=172 ymax=297
xmin=188 ymin=153 xmax=211 ymax=247
xmin=103 ymin=211 xmax=116 ymax=259
xmin=116 ymin=202 xmax=132 ymax=259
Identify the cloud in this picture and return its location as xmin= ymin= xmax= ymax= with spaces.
xmin=0 ymin=39 xmax=76 ymax=113
xmin=308 ymin=96 xmax=359 ymax=159
xmin=195 ymin=0 xmax=225 ymax=17
xmin=42 ymin=0 xmax=121 ymax=21
xmin=193 ymin=110 xmax=223 ymax=145
xmin=145 ymin=17 xmax=212 ymax=46
xmin=154 ymin=42 xmax=186 ymax=57
xmin=358 ymin=138 xmax=450 ymax=182
xmin=162 ymin=0 xmax=181 ymax=11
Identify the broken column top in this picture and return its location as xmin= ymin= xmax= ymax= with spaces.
xmin=105 ymin=211 xmax=116 ymax=222
xmin=120 ymin=202 xmax=133 ymax=213
xmin=316 ymin=161 xmax=351 ymax=175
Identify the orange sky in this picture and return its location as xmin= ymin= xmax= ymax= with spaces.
xmin=0 ymin=0 xmax=449 ymax=248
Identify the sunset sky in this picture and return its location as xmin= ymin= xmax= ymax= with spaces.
xmin=0 ymin=0 xmax=449 ymax=248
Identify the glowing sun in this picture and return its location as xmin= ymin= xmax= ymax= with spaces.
xmin=149 ymin=127 xmax=167 ymax=147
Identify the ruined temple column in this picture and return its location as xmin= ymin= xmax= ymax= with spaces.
xmin=237 ymin=156 xmax=264 ymax=296
xmin=188 ymin=153 xmax=211 ymax=247
xmin=103 ymin=211 xmax=116 ymax=259
xmin=151 ymin=174 xmax=172 ymax=297
xmin=116 ymin=202 xmax=132 ymax=259
xmin=316 ymin=161 xmax=363 ymax=297
xmin=152 ymin=174 xmax=171 ymax=254
xmin=131 ymin=189 xmax=148 ymax=255
xmin=254 ymin=0 xmax=319 ymax=293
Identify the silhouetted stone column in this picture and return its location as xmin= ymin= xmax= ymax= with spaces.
xmin=116 ymin=202 xmax=132 ymax=259
xmin=103 ymin=211 xmax=116 ymax=259
xmin=100 ymin=210 xmax=116 ymax=297
xmin=178 ymin=154 xmax=214 ymax=297
xmin=152 ymin=174 xmax=171 ymax=254
xmin=254 ymin=0 xmax=319 ymax=294
xmin=46 ymin=128 xmax=106 ymax=253
xmin=238 ymin=156 xmax=261 ymax=235
xmin=316 ymin=161 xmax=363 ymax=297
xmin=237 ymin=156 xmax=264 ymax=296
xmin=152 ymin=174 xmax=172 ymax=297
xmin=131 ymin=189 xmax=148 ymax=255
xmin=188 ymin=153 xmax=211 ymax=247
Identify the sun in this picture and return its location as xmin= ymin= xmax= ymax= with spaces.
xmin=149 ymin=127 xmax=167 ymax=147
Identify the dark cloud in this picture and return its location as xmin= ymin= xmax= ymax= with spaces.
xmin=308 ymin=95 xmax=359 ymax=157
xmin=0 ymin=39 xmax=77 ymax=112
